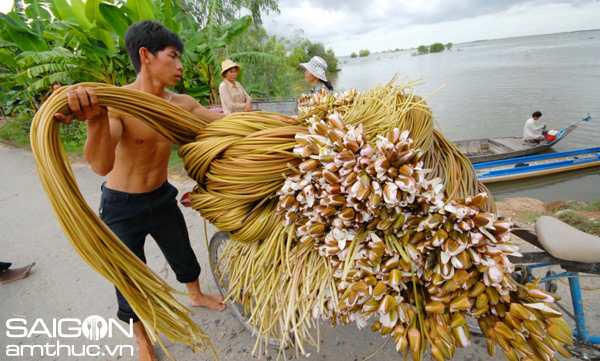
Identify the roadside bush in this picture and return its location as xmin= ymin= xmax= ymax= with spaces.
xmin=0 ymin=112 xmax=34 ymax=146
xmin=59 ymin=122 xmax=87 ymax=153
xmin=359 ymin=49 xmax=370 ymax=57
xmin=0 ymin=111 xmax=88 ymax=152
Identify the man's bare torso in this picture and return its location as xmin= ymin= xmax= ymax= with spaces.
xmin=105 ymin=89 xmax=187 ymax=194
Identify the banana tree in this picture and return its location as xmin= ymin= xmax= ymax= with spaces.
xmin=181 ymin=5 xmax=282 ymax=105
xmin=0 ymin=2 xmax=52 ymax=111
xmin=0 ymin=0 xmax=267 ymax=107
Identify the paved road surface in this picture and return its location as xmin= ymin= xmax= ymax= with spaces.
xmin=1 ymin=142 xmax=596 ymax=361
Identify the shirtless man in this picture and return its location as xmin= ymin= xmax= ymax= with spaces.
xmin=55 ymin=20 xmax=226 ymax=361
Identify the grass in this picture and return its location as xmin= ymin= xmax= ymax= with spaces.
xmin=556 ymin=212 xmax=600 ymax=236
xmin=516 ymin=212 xmax=544 ymax=225
xmin=0 ymin=112 xmax=32 ymax=146
xmin=513 ymin=200 xmax=600 ymax=236
xmin=545 ymin=200 xmax=600 ymax=235
xmin=556 ymin=200 xmax=600 ymax=212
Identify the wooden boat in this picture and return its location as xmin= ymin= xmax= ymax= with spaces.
xmin=456 ymin=114 xmax=591 ymax=163
xmin=454 ymin=127 xmax=576 ymax=164
xmin=474 ymin=147 xmax=600 ymax=183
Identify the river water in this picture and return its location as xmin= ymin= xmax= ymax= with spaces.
xmin=330 ymin=30 xmax=600 ymax=203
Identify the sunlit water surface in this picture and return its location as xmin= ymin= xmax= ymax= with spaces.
xmin=330 ymin=30 xmax=600 ymax=202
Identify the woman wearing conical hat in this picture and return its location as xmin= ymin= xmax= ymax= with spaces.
xmin=299 ymin=56 xmax=333 ymax=94
xmin=218 ymin=59 xmax=252 ymax=114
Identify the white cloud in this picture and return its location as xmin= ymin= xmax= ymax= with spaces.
xmin=0 ymin=0 xmax=13 ymax=14
xmin=263 ymin=0 xmax=600 ymax=56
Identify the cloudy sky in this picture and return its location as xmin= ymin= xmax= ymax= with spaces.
xmin=1 ymin=0 xmax=598 ymax=57
xmin=0 ymin=0 xmax=12 ymax=13
xmin=261 ymin=0 xmax=600 ymax=56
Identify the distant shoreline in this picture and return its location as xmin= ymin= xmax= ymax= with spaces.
xmin=337 ymin=28 xmax=600 ymax=58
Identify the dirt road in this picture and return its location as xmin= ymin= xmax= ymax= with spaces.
xmin=1 ymin=142 xmax=594 ymax=361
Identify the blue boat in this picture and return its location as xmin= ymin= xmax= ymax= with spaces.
xmin=474 ymin=147 xmax=600 ymax=183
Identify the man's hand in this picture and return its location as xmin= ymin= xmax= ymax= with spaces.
xmin=54 ymin=86 xmax=107 ymax=124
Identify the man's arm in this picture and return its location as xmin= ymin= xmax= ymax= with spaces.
xmin=84 ymin=110 xmax=122 ymax=176
xmin=54 ymin=86 xmax=120 ymax=176
xmin=176 ymin=93 xmax=225 ymax=122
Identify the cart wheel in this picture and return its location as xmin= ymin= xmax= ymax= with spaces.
xmin=209 ymin=231 xmax=230 ymax=300
xmin=567 ymin=342 xmax=600 ymax=360
xmin=510 ymin=265 xmax=529 ymax=285
xmin=209 ymin=231 xmax=288 ymax=349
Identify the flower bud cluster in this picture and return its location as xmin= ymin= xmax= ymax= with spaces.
xmin=276 ymin=112 xmax=569 ymax=361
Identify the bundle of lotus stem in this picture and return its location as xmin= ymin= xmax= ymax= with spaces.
xmin=30 ymin=77 xmax=570 ymax=361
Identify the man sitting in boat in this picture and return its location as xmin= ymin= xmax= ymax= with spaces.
xmin=523 ymin=111 xmax=547 ymax=144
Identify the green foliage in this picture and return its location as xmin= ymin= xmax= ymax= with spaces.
xmin=350 ymin=52 xmax=357 ymax=58
xmin=225 ymin=26 xmax=341 ymax=98
xmin=180 ymin=0 xmax=279 ymax=27
xmin=181 ymin=14 xmax=255 ymax=104
xmin=168 ymin=144 xmax=184 ymax=170
xmin=0 ymin=0 xmax=341 ymax=149
xmin=569 ymin=200 xmax=600 ymax=212
xmin=429 ymin=42 xmax=445 ymax=53
xmin=0 ymin=111 xmax=34 ymax=146
xmin=514 ymin=200 xmax=600 ymax=236
xmin=0 ymin=88 xmax=29 ymax=116
xmin=417 ymin=45 xmax=429 ymax=55
xmin=59 ymin=121 xmax=87 ymax=152
xmin=445 ymin=42 xmax=453 ymax=50
xmin=305 ymin=42 xmax=340 ymax=72
xmin=359 ymin=49 xmax=370 ymax=57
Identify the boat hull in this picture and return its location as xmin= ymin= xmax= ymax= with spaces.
xmin=454 ymin=127 xmax=576 ymax=164
xmin=474 ymin=147 xmax=600 ymax=183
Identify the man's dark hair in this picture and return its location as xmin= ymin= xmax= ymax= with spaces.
xmin=125 ymin=20 xmax=185 ymax=73
xmin=532 ymin=111 xmax=542 ymax=118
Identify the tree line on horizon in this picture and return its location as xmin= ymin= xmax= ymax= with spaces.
xmin=347 ymin=42 xmax=453 ymax=58
xmin=415 ymin=42 xmax=453 ymax=55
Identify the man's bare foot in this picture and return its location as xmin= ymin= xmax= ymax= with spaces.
xmin=137 ymin=340 xmax=157 ymax=361
xmin=189 ymin=292 xmax=226 ymax=311
xmin=133 ymin=322 xmax=157 ymax=361
xmin=0 ymin=262 xmax=35 ymax=284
